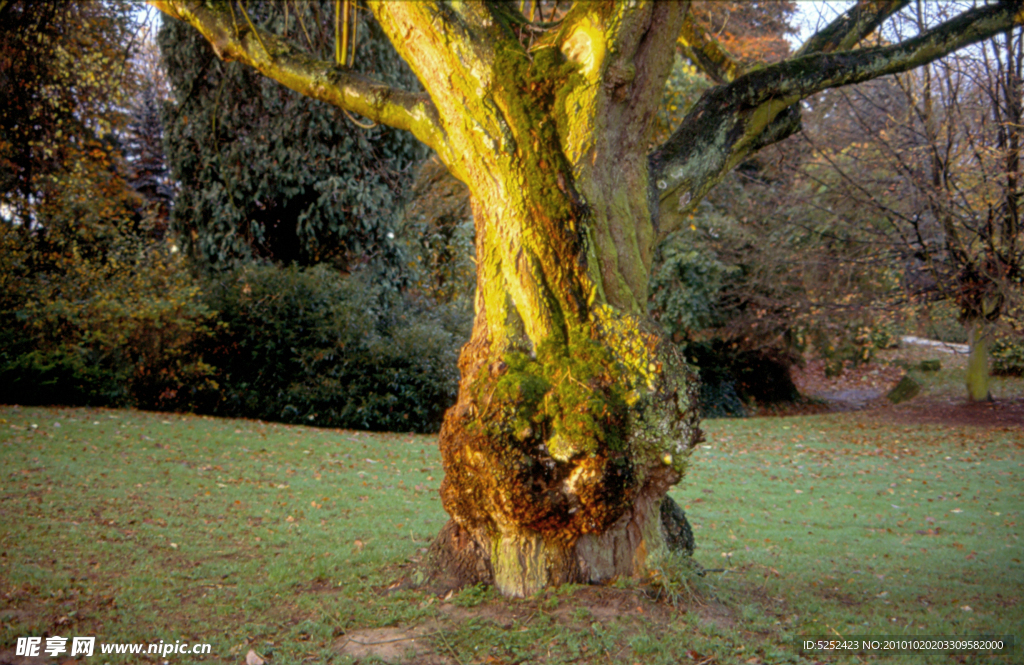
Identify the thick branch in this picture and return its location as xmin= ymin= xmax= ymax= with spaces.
xmin=796 ymin=0 xmax=910 ymax=57
xmin=650 ymin=0 xmax=1022 ymax=240
xmin=677 ymin=10 xmax=741 ymax=84
xmin=744 ymin=1 xmax=1022 ymax=109
xmin=147 ymin=0 xmax=445 ymax=154
xmin=368 ymin=1 xmax=526 ymax=182
xmin=550 ymin=1 xmax=686 ymax=311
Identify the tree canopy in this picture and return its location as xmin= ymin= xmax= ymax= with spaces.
xmin=0 ymin=0 xmax=141 ymax=238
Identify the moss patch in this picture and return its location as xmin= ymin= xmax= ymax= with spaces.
xmin=485 ymin=334 xmax=629 ymax=462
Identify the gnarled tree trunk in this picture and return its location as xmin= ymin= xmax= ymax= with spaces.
xmin=385 ymin=3 xmax=702 ymax=596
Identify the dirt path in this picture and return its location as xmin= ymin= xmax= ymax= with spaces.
xmin=788 ymin=356 xmax=1024 ymax=428
xmin=790 ymin=359 xmax=905 ymax=412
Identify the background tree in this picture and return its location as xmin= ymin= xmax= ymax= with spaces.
xmin=0 ymin=0 xmax=141 ymax=244
xmin=149 ymin=0 xmax=1022 ymax=597
xmin=159 ymin=0 xmax=427 ymax=273
xmin=0 ymin=0 xmax=222 ymax=412
xmin=124 ymin=30 xmax=176 ymax=238
xmin=795 ymin=3 xmax=1023 ymax=400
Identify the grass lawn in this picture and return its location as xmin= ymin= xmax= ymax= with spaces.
xmin=0 ymin=388 xmax=1020 ymax=663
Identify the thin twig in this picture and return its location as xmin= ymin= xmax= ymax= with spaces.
xmin=239 ymin=0 xmax=269 ymax=56
xmin=335 ymin=0 xmax=343 ymax=66
xmin=436 ymin=629 xmax=466 ymax=665
xmin=294 ymin=1 xmax=314 ymax=52
xmin=348 ymin=0 xmax=358 ymax=66
xmin=343 ymin=108 xmax=378 ymax=129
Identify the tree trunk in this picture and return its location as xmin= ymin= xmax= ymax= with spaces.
xmin=358 ymin=2 xmax=702 ymax=597
xmin=965 ymin=320 xmax=992 ymax=402
xmin=428 ymin=161 xmax=702 ymax=597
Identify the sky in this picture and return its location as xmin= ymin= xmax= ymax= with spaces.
xmin=789 ymin=1 xmax=855 ymax=49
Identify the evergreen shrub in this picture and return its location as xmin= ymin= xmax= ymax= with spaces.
xmin=991 ymin=315 xmax=1024 ymax=376
xmin=203 ymin=264 xmax=469 ymax=433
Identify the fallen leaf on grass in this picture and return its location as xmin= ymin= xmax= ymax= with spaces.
xmin=245 ymin=649 xmax=265 ymax=665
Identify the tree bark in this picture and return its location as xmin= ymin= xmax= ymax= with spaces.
xmin=966 ymin=321 xmax=993 ymax=402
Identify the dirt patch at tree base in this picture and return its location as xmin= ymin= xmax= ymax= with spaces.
xmin=336 ymin=626 xmax=445 ymax=664
xmin=335 ymin=584 xmax=733 ymax=664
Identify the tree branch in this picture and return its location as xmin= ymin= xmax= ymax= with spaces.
xmin=744 ymin=1 xmax=1022 ymax=110
xmin=649 ymin=0 xmax=1022 ymax=240
xmin=676 ymin=9 xmax=741 ymax=84
xmin=795 ymin=0 xmax=910 ymax=57
xmin=147 ymin=0 xmax=446 ymax=153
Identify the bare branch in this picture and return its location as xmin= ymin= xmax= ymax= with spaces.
xmin=147 ymin=0 xmax=445 ymax=153
xmin=745 ymin=1 xmax=1021 ymax=110
xmin=650 ymin=0 xmax=1022 ymax=240
xmin=796 ymin=0 xmax=910 ymax=57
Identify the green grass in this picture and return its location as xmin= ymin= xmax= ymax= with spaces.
xmin=681 ymin=412 xmax=1022 ymax=663
xmin=0 ymin=402 xmax=1020 ymax=664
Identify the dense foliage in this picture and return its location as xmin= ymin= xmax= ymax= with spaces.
xmin=0 ymin=0 xmax=139 ymax=228
xmin=159 ymin=0 xmax=427 ymax=273
xmin=203 ymin=264 xmax=469 ymax=432
xmin=0 ymin=245 xmax=470 ymax=432
xmin=0 ymin=1 xmax=467 ymax=432
xmin=0 ymin=229 xmax=219 ymax=410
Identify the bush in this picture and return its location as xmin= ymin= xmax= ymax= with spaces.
xmin=0 ymin=232 xmax=220 ymax=410
xmin=682 ymin=340 xmax=799 ymax=418
xmin=1 ymin=229 xmax=471 ymax=432
xmin=203 ymin=264 xmax=470 ymax=433
xmin=991 ymin=316 xmax=1024 ymax=376
xmin=919 ymin=300 xmax=970 ymax=344
xmin=798 ymin=316 xmax=901 ymax=374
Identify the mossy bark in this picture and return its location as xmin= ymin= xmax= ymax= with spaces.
xmin=433 ymin=186 xmax=702 ymax=597
xmin=368 ymin=3 xmax=703 ymax=597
